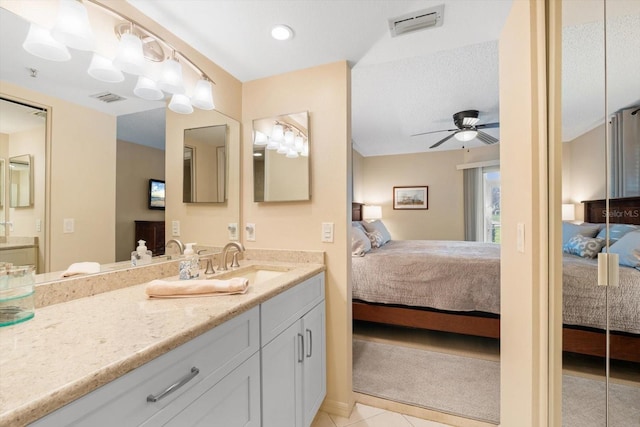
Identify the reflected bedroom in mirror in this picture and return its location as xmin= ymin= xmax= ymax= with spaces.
xmin=252 ymin=111 xmax=310 ymax=202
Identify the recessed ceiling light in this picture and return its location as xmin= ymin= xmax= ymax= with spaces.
xmin=271 ymin=24 xmax=293 ymax=41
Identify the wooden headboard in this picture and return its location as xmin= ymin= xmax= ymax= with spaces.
xmin=583 ymin=197 xmax=640 ymax=225
xmin=352 ymin=202 xmax=364 ymax=221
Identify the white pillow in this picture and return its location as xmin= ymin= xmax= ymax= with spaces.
xmin=362 ymin=220 xmax=391 ymax=246
xmin=351 ymin=226 xmax=371 ymax=256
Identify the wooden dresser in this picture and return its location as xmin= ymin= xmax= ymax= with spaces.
xmin=134 ymin=221 xmax=165 ymax=256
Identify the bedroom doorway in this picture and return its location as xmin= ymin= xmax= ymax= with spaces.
xmin=559 ymin=0 xmax=640 ymax=425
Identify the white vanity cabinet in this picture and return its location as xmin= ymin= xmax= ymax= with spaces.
xmin=261 ymin=273 xmax=326 ymax=427
xmin=31 ymin=306 xmax=260 ymax=427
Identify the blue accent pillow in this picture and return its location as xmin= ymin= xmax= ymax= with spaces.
xmin=563 ymin=235 xmax=606 ymax=259
xmin=608 ymin=230 xmax=640 ymax=269
xmin=562 ymin=222 xmax=601 ymax=245
xmin=596 ymin=223 xmax=639 ymax=246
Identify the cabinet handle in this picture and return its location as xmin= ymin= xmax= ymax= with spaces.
xmin=306 ymin=328 xmax=313 ymax=358
xmin=146 ymin=366 xmax=200 ymax=403
xmin=297 ymin=333 xmax=304 ymax=363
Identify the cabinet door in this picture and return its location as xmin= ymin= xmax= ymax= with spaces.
xmin=158 ymin=352 xmax=261 ymax=427
xmin=262 ymin=321 xmax=303 ymax=427
xmin=302 ymin=303 xmax=326 ymax=427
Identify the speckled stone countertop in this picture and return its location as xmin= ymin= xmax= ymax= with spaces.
xmin=0 ymin=257 xmax=325 ymax=426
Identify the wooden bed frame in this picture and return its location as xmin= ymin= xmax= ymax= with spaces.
xmin=352 ymin=198 xmax=640 ymax=363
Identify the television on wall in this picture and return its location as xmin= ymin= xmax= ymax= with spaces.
xmin=148 ymin=179 xmax=165 ymax=210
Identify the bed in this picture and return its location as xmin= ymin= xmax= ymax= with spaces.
xmin=351 ymin=198 xmax=640 ymax=362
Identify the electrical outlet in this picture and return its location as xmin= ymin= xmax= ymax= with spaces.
xmin=172 ymin=220 xmax=180 ymax=237
xmin=228 ymin=223 xmax=238 ymax=240
xmin=63 ymin=218 xmax=75 ymax=234
xmin=245 ymin=223 xmax=256 ymax=241
xmin=321 ymin=222 xmax=334 ymax=243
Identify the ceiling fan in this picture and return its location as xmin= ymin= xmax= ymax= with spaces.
xmin=412 ymin=110 xmax=500 ymax=149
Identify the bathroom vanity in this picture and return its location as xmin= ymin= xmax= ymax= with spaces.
xmin=0 ymin=256 xmax=325 ymax=427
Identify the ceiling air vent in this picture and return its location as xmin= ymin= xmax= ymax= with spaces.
xmin=388 ymin=4 xmax=444 ymax=37
xmin=90 ymin=92 xmax=127 ymax=103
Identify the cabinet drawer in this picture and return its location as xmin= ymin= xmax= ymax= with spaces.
xmin=261 ymin=273 xmax=324 ymax=345
xmin=31 ymin=306 xmax=259 ymax=427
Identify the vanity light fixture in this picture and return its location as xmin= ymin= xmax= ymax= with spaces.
xmin=253 ymin=131 xmax=268 ymax=146
xmin=454 ymin=129 xmax=478 ymax=142
xmin=21 ymin=0 xmax=216 ymax=115
xmin=271 ymin=24 xmax=294 ymax=41
xmin=261 ymin=120 xmax=308 ymax=159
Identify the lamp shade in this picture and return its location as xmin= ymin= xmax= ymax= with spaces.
xmin=562 ymin=204 xmax=575 ymax=221
xmin=158 ymin=58 xmax=185 ymax=94
xmin=254 ymin=131 xmax=268 ymax=146
xmin=113 ymin=32 xmax=145 ymax=75
xmin=87 ymin=53 xmax=124 ymax=83
xmin=362 ymin=205 xmax=382 ymax=220
xmin=168 ymin=94 xmax=193 ymax=114
xmin=191 ymin=78 xmax=215 ymax=110
xmin=134 ymin=76 xmax=164 ymax=100
xmin=271 ymin=124 xmax=284 ymax=142
xmin=286 ymin=148 xmax=299 ymax=158
xmin=284 ymin=130 xmax=295 ymax=145
xmin=266 ymin=139 xmax=280 ymax=150
xmin=51 ymin=0 xmax=94 ymax=51
xmin=294 ymin=136 xmax=304 ymax=152
xmin=23 ymin=23 xmax=71 ymax=62
xmin=454 ymin=129 xmax=478 ymax=142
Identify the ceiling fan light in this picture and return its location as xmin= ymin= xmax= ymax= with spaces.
xmin=134 ymin=76 xmax=164 ymax=100
xmin=158 ymin=58 xmax=185 ymax=94
xmin=191 ymin=78 xmax=215 ymax=110
xmin=87 ymin=53 xmax=124 ymax=83
xmin=113 ymin=32 xmax=145 ymax=75
xmin=51 ymin=0 xmax=94 ymax=51
xmin=454 ymin=129 xmax=477 ymax=142
xmin=23 ymin=23 xmax=71 ymax=62
xmin=168 ymin=93 xmax=193 ymax=114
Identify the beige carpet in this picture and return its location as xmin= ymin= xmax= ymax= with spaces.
xmin=353 ymin=339 xmax=640 ymax=426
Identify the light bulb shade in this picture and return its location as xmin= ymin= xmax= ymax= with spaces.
xmin=168 ymin=94 xmax=193 ymax=114
xmin=277 ymin=143 xmax=288 ymax=154
xmin=113 ymin=32 xmax=145 ymax=75
xmin=158 ymin=58 xmax=185 ymax=94
xmin=51 ymin=0 xmax=94 ymax=51
xmin=271 ymin=124 xmax=284 ymax=142
xmin=454 ymin=129 xmax=478 ymax=142
xmin=302 ymin=140 xmax=309 ymax=157
xmin=284 ymin=130 xmax=295 ymax=145
xmin=254 ymin=131 xmax=268 ymax=146
xmin=286 ymin=148 xmax=299 ymax=158
xmin=87 ymin=53 xmax=124 ymax=83
xmin=294 ymin=136 xmax=304 ymax=152
xmin=362 ymin=205 xmax=382 ymax=220
xmin=266 ymin=139 xmax=280 ymax=150
xmin=23 ymin=23 xmax=71 ymax=62
xmin=134 ymin=76 xmax=164 ymax=100
xmin=191 ymin=79 xmax=215 ymax=110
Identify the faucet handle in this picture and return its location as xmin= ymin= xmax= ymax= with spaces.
xmin=204 ymin=258 xmax=216 ymax=274
xmin=231 ymin=252 xmax=240 ymax=268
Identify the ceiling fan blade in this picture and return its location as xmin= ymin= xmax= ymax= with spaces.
xmin=476 ymin=122 xmax=499 ymax=129
xmin=429 ymin=132 xmax=457 ymax=149
xmin=476 ymin=130 xmax=499 ymax=145
xmin=411 ymin=128 xmax=458 ymax=137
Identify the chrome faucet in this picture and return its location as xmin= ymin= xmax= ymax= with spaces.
xmin=165 ymin=239 xmax=185 ymax=256
xmin=218 ymin=242 xmax=245 ymax=271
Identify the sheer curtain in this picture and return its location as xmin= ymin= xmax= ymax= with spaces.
xmin=463 ymin=168 xmax=483 ymax=241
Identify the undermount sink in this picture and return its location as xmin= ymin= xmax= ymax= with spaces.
xmin=213 ymin=265 xmax=291 ymax=285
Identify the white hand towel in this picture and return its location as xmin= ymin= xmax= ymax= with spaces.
xmin=145 ymin=277 xmax=249 ymax=298
xmin=61 ymin=262 xmax=101 ymax=277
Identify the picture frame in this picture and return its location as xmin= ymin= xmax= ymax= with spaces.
xmin=393 ymin=186 xmax=428 ymax=210
xmin=148 ymin=179 xmax=165 ymax=210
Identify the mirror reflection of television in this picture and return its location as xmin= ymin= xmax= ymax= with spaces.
xmin=149 ymin=179 xmax=165 ymax=210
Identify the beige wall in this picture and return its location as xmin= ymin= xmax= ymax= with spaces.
xmin=352 ymin=149 xmax=364 ymax=203
xmin=115 ymin=140 xmax=165 ymax=262
xmin=242 ymin=61 xmax=353 ymax=416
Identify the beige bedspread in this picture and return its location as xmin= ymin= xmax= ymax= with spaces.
xmin=352 ymin=240 xmax=640 ymax=334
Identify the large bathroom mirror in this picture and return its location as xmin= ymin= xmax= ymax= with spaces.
xmin=0 ymin=158 xmax=4 ymax=208
xmin=253 ymin=111 xmax=310 ymax=202
xmin=9 ymin=154 xmax=32 ymax=208
xmin=183 ymin=124 xmax=227 ymax=203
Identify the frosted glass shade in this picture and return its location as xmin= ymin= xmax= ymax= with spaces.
xmin=277 ymin=143 xmax=288 ymax=154
xmin=51 ymin=0 xmax=94 ymax=51
xmin=23 ymin=23 xmax=71 ymax=62
xmin=169 ymin=94 xmax=193 ymax=114
xmin=191 ymin=79 xmax=215 ymax=110
xmin=266 ymin=139 xmax=280 ymax=150
xmin=294 ymin=136 xmax=304 ymax=152
xmin=87 ymin=53 xmax=124 ymax=83
xmin=113 ymin=32 xmax=145 ymax=75
xmin=454 ymin=129 xmax=477 ymax=142
xmin=286 ymin=148 xmax=299 ymax=158
xmin=254 ymin=131 xmax=268 ymax=146
xmin=301 ymin=140 xmax=309 ymax=157
xmin=134 ymin=76 xmax=164 ymax=100
xmin=158 ymin=58 xmax=185 ymax=94
xmin=284 ymin=130 xmax=295 ymax=145
xmin=270 ymin=125 xmax=284 ymax=142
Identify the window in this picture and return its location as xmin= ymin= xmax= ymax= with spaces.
xmin=482 ymin=168 xmax=501 ymax=243
xmin=463 ymin=165 xmax=501 ymax=243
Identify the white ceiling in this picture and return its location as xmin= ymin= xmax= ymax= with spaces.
xmin=1 ymin=1 xmax=638 ymax=155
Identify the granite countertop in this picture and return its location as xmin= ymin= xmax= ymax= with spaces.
xmin=0 ymin=260 xmax=325 ymax=426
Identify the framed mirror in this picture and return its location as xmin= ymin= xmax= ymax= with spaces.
xmin=183 ymin=124 xmax=227 ymax=203
xmin=252 ymin=111 xmax=310 ymax=202
xmin=9 ymin=154 xmax=32 ymax=208
xmin=0 ymin=158 xmax=4 ymax=208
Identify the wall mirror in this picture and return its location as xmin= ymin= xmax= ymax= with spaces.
xmin=9 ymin=154 xmax=32 ymax=208
xmin=253 ymin=111 xmax=310 ymax=202
xmin=183 ymin=124 xmax=227 ymax=203
xmin=0 ymin=158 xmax=4 ymax=208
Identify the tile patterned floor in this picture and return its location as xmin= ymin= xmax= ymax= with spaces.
xmin=311 ymin=403 xmax=453 ymax=427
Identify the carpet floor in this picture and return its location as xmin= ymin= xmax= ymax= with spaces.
xmin=353 ymin=339 xmax=640 ymax=426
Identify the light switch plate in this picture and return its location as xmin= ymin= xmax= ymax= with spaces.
xmin=246 ymin=223 xmax=256 ymax=241
xmin=172 ymin=220 xmax=180 ymax=237
xmin=63 ymin=218 xmax=74 ymax=234
xmin=36 ymin=219 xmax=42 ymax=232
xmin=321 ymin=222 xmax=334 ymax=243
xmin=228 ymin=223 xmax=238 ymax=240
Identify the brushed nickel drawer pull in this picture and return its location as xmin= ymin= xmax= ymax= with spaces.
xmin=146 ymin=366 xmax=200 ymax=402
xmin=306 ymin=329 xmax=313 ymax=358
xmin=297 ymin=333 xmax=304 ymax=363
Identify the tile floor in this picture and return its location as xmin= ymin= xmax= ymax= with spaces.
xmin=311 ymin=403 xmax=452 ymax=427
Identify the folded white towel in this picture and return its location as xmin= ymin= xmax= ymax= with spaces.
xmin=61 ymin=262 xmax=101 ymax=278
xmin=145 ymin=277 xmax=249 ymax=298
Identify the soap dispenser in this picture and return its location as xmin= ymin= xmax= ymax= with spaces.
xmin=131 ymin=240 xmax=152 ymax=266
xmin=182 ymin=243 xmax=199 ymax=279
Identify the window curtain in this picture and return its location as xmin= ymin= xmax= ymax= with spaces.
xmin=610 ymin=107 xmax=640 ymax=197
xmin=463 ymin=168 xmax=483 ymax=241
